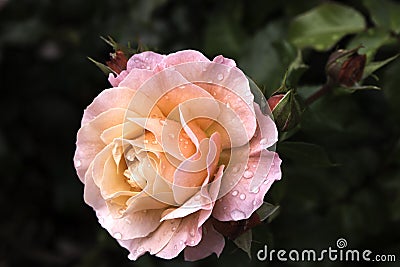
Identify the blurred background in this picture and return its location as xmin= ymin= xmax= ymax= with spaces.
xmin=1 ymin=0 xmax=400 ymax=266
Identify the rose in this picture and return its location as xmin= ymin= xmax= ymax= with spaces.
xmin=74 ymin=49 xmax=282 ymax=261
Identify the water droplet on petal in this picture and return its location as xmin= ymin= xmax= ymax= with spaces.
xmin=232 ymin=165 xmax=240 ymax=173
xmin=172 ymin=226 xmax=176 ymax=232
xmin=168 ymin=133 xmax=175 ymax=139
xmin=212 ymin=91 xmax=217 ymax=96
xmin=179 ymin=85 xmax=185 ymax=89
xmin=174 ymin=245 xmax=178 ymax=250
xmin=159 ymin=119 xmax=167 ymax=126
xmin=243 ymin=170 xmax=254 ymax=179
xmin=190 ymin=240 xmax=195 ymax=245
xmin=194 ymin=195 xmax=201 ymax=201
xmin=114 ymin=232 xmax=122 ymax=239
xmin=239 ymin=193 xmax=246 ymax=200
xmin=264 ymin=180 xmax=269 ymax=184
xmin=231 ymin=190 xmax=238 ymax=196
xmin=118 ymin=208 xmax=125 ymax=215
xmin=142 ymin=209 xmax=147 ymax=213
xmin=226 ymin=102 xmax=230 ymax=109
xmin=165 ymin=95 xmax=169 ymax=100
xmin=252 ymin=187 xmax=260 ymax=194
xmin=231 ymin=209 xmax=246 ymax=220
xmin=75 ymin=160 xmax=82 ymax=168
xmin=253 ymin=200 xmax=258 ymax=206
xmin=151 ymin=140 xmax=158 ymax=145
xmin=190 ymin=230 xmax=195 ymax=237
xmin=138 ymin=247 xmax=145 ymax=253
xmin=146 ymin=65 xmax=151 ymax=70
xmin=144 ymin=139 xmax=149 ymax=144
xmin=183 ymin=145 xmax=188 ymax=149
xmin=179 ymin=240 xmax=184 ymax=245
xmin=223 ymin=206 xmax=227 ymax=210
xmin=217 ymin=73 xmax=224 ymax=81
xmin=184 ymin=141 xmax=189 ymax=145
xmin=125 ymin=218 xmax=131 ymax=224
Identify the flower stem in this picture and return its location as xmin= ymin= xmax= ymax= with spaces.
xmin=305 ymin=82 xmax=333 ymax=105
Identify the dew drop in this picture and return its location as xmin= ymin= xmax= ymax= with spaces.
xmin=190 ymin=229 xmax=195 ymax=237
xmin=179 ymin=138 xmax=183 ymax=142
xmin=142 ymin=209 xmax=147 ymax=213
xmin=243 ymin=170 xmax=254 ymax=179
xmin=253 ymin=200 xmax=258 ymax=206
xmin=144 ymin=139 xmax=149 ymax=144
xmin=226 ymin=102 xmax=230 ymax=109
xmin=118 ymin=208 xmax=125 ymax=215
xmin=159 ymin=119 xmax=167 ymax=126
xmin=223 ymin=206 xmax=227 ymax=210
xmin=217 ymin=73 xmax=224 ymax=81
xmin=231 ymin=190 xmax=238 ymax=196
xmin=151 ymin=140 xmax=158 ymax=145
xmin=239 ymin=193 xmax=246 ymax=200
xmin=212 ymin=91 xmax=217 ymax=96
xmin=126 ymin=149 xmax=135 ymax=161
xmin=179 ymin=240 xmax=184 ymax=245
xmin=124 ymin=218 xmax=132 ymax=224
xmin=179 ymin=85 xmax=185 ymax=89
xmin=202 ymin=67 xmax=207 ymax=72
xmin=172 ymin=226 xmax=177 ymax=232
xmin=114 ymin=232 xmax=122 ymax=239
xmin=264 ymin=180 xmax=269 ymax=185
xmin=183 ymin=145 xmax=188 ymax=149
xmin=165 ymin=95 xmax=169 ymax=100
xmin=230 ymin=209 xmax=246 ymax=220
xmin=184 ymin=141 xmax=189 ymax=145
xmin=190 ymin=240 xmax=195 ymax=245
xmin=174 ymin=245 xmax=178 ymax=250
xmin=232 ymin=165 xmax=240 ymax=173
xmin=168 ymin=133 xmax=175 ymax=139
xmin=75 ymin=160 xmax=82 ymax=168
xmin=146 ymin=65 xmax=151 ymax=70
xmin=194 ymin=195 xmax=201 ymax=201
xmin=252 ymin=187 xmax=260 ymax=194
xmin=138 ymin=247 xmax=145 ymax=253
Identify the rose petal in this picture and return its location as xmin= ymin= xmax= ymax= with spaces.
xmin=212 ymin=152 xmax=281 ymax=221
xmin=81 ymin=87 xmax=135 ymax=125
xmin=184 ymin=220 xmax=225 ymax=261
xmin=126 ymin=51 xmax=165 ymax=71
xmin=157 ymin=50 xmax=209 ymax=70
xmin=249 ymin=103 xmax=278 ymax=156
xmin=119 ymin=219 xmax=181 ymax=260
xmin=213 ymin=55 xmax=236 ymax=67
xmin=155 ymin=212 xmax=203 ymax=259
xmin=74 ymin=108 xmax=128 ymax=182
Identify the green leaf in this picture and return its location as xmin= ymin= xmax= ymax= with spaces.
xmin=346 ymin=28 xmax=394 ymax=61
xmin=87 ymin=57 xmax=116 ymax=76
xmin=289 ymin=3 xmax=365 ymax=51
xmin=278 ymin=141 xmax=335 ymax=167
xmin=363 ymin=54 xmax=400 ymax=79
xmin=285 ymin=50 xmax=308 ymax=88
xmin=363 ymin=0 xmax=400 ymax=34
xmin=233 ymin=230 xmax=252 ymax=259
xmin=256 ymin=202 xmax=280 ymax=221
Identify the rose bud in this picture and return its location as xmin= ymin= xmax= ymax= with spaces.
xmin=326 ymin=47 xmax=366 ymax=87
xmin=270 ymin=90 xmax=303 ymax=132
xmin=267 ymin=94 xmax=285 ymax=112
xmin=106 ymin=50 xmax=128 ymax=74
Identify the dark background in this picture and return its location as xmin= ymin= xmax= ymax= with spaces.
xmin=1 ymin=0 xmax=400 ymax=266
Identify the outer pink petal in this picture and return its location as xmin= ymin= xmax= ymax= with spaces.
xmin=249 ymin=103 xmax=278 ymax=156
xmin=81 ymin=87 xmax=135 ymax=125
xmin=184 ymin=220 xmax=225 ymax=261
xmin=118 ymin=219 xmax=181 ymax=260
xmin=74 ymin=108 xmax=127 ymax=182
xmin=83 ymin=163 xmax=163 ymax=240
xmin=155 ymin=212 xmax=203 ymax=259
xmin=126 ymin=51 xmax=165 ymax=71
xmin=157 ymin=50 xmax=210 ymax=70
xmin=212 ymin=152 xmax=281 ymax=221
xmin=213 ymin=55 xmax=236 ymax=67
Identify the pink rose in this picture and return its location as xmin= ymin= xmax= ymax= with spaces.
xmin=74 ymin=50 xmax=281 ymax=261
